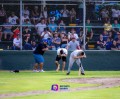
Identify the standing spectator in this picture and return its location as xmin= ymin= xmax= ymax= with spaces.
xmin=40 ymin=6 xmax=48 ymax=20
xmin=60 ymin=5 xmax=69 ymax=25
xmin=52 ymin=33 xmax=61 ymax=50
xmin=22 ymin=6 xmax=30 ymax=18
xmin=68 ymin=28 xmax=79 ymax=41
xmin=96 ymin=34 xmax=106 ymax=50
xmin=33 ymin=39 xmax=49 ymax=72
xmin=55 ymin=48 xmax=68 ymax=72
xmin=69 ymin=8 xmax=76 ymax=23
xmin=48 ymin=20 xmax=58 ymax=34
xmin=31 ymin=6 xmax=40 ymax=24
xmin=3 ymin=18 xmax=13 ymax=40
xmin=111 ymin=7 xmax=119 ymax=21
xmin=0 ymin=7 xmax=6 ymax=24
xmin=66 ymin=37 xmax=80 ymax=51
xmin=8 ymin=12 xmax=19 ymax=25
xmin=12 ymin=34 xmax=21 ymax=50
xmin=86 ymin=19 xmax=93 ymax=40
xmin=35 ymin=19 xmax=47 ymax=36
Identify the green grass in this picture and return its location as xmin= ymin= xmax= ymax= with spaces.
xmin=0 ymin=71 xmax=120 ymax=99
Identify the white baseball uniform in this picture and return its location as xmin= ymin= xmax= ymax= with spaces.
xmin=67 ymin=49 xmax=86 ymax=73
xmin=57 ymin=48 xmax=68 ymax=56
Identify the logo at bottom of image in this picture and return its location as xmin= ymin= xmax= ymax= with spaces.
xmin=51 ymin=84 xmax=70 ymax=91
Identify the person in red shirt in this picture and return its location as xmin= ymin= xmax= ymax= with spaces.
xmin=13 ymin=27 xmax=20 ymax=39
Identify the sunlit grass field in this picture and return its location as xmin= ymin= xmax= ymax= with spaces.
xmin=0 ymin=71 xmax=120 ymax=99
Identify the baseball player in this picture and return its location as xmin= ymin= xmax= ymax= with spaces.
xmin=66 ymin=49 xmax=86 ymax=75
xmin=55 ymin=48 xmax=68 ymax=72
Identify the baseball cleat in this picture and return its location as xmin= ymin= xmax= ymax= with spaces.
xmin=66 ymin=72 xmax=70 ymax=75
xmin=81 ymin=73 xmax=85 ymax=75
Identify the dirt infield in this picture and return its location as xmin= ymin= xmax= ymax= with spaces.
xmin=0 ymin=77 xmax=120 ymax=98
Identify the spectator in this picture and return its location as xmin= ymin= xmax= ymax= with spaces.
xmin=96 ymin=34 xmax=106 ymax=50
xmin=12 ymin=34 xmax=21 ymax=50
xmin=102 ymin=30 xmax=109 ymax=41
xmin=52 ymin=33 xmax=61 ymax=50
xmin=48 ymin=20 xmax=57 ymax=34
xmin=78 ymin=2 xmax=83 ymax=21
xmin=0 ymin=7 xmax=6 ymax=24
xmin=41 ymin=28 xmax=53 ymax=40
xmin=23 ymin=19 xmax=32 ymax=31
xmin=111 ymin=40 xmax=119 ymax=50
xmin=31 ymin=40 xmax=37 ymax=51
xmin=108 ymin=31 xmax=114 ymax=40
xmin=86 ymin=1 xmax=95 ymax=20
xmin=105 ymin=37 xmax=112 ymax=50
xmin=3 ymin=18 xmax=13 ymax=40
xmin=22 ymin=26 xmax=31 ymax=44
xmin=111 ymin=7 xmax=119 ymax=21
xmin=22 ymin=13 xmax=29 ymax=23
xmin=61 ymin=34 xmax=68 ymax=48
xmin=0 ymin=27 xmax=2 ymax=41
xmin=8 ymin=12 xmax=19 ymax=25
xmin=104 ymin=20 xmax=112 ymax=32
xmin=115 ymin=34 xmax=120 ymax=50
xmin=31 ymin=6 xmax=40 ymax=24
xmin=66 ymin=37 xmax=80 ymax=51
xmin=12 ymin=27 xmax=20 ymax=39
xmin=40 ymin=6 xmax=48 ymax=20
xmin=112 ymin=20 xmax=120 ymax=39
xmin=68 ymin=28 xmax=79 ymax=41
xmin=58 ymin=20 xmax=66 ymax=34
xmin=35 ymin=19 xmax=47 ymax=36
xmin=77 ymin=35 xmax=84 ymax=49
xmin=69 ymin=8 xmax=76 ymax=23
xmin=101 ymin=8 xmax=109 ymax=22
xmin=86 ymin=19 xmax=93 ymax=40
xmin=22 ymin=6 xmax=30 ymax=17
xmin=60 ymin=5 xmax=69 ymax=25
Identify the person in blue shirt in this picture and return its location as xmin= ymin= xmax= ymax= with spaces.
xmin=33 ymin=39 xmax=49 ymax=72
xmin=48 ymin=20 xmax=57 ymax=33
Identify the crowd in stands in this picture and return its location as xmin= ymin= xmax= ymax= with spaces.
xmin=0 ymin=2 xmax=120 ymax=50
